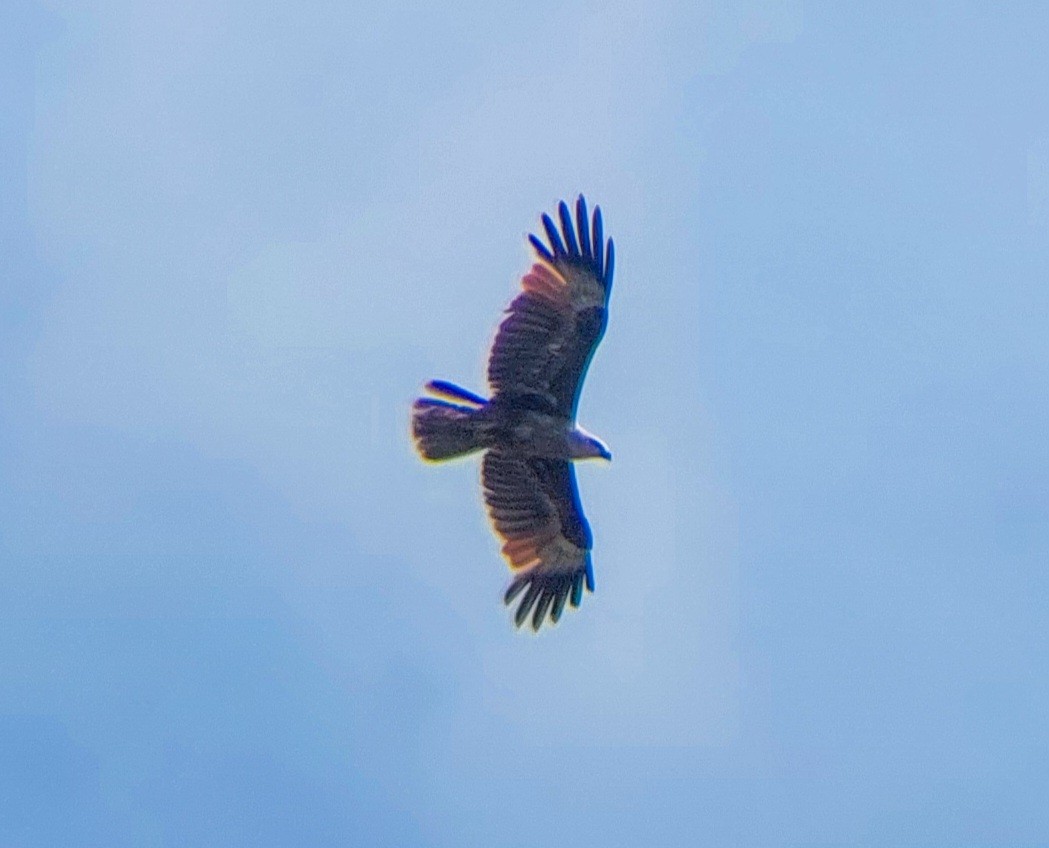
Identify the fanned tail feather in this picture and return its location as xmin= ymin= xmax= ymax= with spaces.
xmin=411 ymin=382 xmax=488 ymax=461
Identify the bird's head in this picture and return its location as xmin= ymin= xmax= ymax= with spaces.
xmin=568 ymin=426 xmax=611 ymax=461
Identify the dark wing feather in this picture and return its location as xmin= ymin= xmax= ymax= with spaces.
xmin=482 ymin=452 xmax=594 ymax=631
xmin=486 ymin=195 xmax=614 ymax=418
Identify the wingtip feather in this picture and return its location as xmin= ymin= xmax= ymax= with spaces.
xmin=570 ymin=572 xmax=584 ymax=607
xmin=514 ymin=583 xmax=541 ymax=628
xmin=559 ymin=201 xmax=579 ymax=256
xmin=576 ymin=195 xmax=592 ymax=259
xmin=528 ymin=233 xmax=554 ymax=262
xmin=504 ymin=575 xmax=529 ymax=606
xmin=542 ymin=213 xmax=566 ymax=256
xmin=532 ymin=592 xmax=555 ymax=631
xmin=591 ymin=206 xmax=604 ymax=277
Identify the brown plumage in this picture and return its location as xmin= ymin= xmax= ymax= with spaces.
xmin=411 ymin=196 xmax=614 ymax=630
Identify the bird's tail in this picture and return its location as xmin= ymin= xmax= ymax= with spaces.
xmin=411 ymin=381 xmax=489 ymax=461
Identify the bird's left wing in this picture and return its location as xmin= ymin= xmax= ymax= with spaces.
xmin=481 ymin=451 xmax=594 ymax=630
xmin=487 ymin=196 xmax=614 ymax=418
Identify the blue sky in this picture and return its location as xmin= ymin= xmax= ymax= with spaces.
xmin=3 ymin=1 xmax=1048 ymax=844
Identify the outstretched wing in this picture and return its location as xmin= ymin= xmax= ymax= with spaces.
xmin=481 ymin=451 xmax=595 ymax=630
xmin=487 ymin=196 xmax=614 ymax=418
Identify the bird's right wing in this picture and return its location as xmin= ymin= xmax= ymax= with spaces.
xmin=481 ymin=451 xmax=594 ymax=630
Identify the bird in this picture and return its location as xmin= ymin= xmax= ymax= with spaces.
xmin=411 ymin=195 xmax=614 ymax=631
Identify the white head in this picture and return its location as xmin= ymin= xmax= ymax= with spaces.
xmin=567 ymin=426 xmax=611 ymax=461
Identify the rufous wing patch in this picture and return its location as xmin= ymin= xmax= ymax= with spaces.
xmin=497 ymin=524 xmax=558 ymax=570
xmin=521 ymin=262 xmax=569 ymax=305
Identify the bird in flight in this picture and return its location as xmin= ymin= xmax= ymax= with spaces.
xmin=412 ymin=196 xmax=614 ymax=631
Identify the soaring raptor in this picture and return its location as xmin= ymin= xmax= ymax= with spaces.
xmin=411 ymin=196 xmax=614 ymax=630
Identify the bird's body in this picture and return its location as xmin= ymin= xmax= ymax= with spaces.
xmin=441 ymin=399 xmax=606 ymax=460
xmin=411 ymin=196 xmax=614 ymax=630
